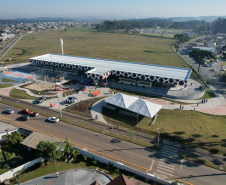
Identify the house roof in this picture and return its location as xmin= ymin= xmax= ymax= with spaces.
xmin=90 ymin=181 xmax=100 ymax=185
xmin=21 ymin=132 xmax=63 ymax=150
xmin=105 ymin=93 xmax=162 ymax=118
xmin=0 ymin=121 xmax=18 ymax=134
xmin=106 ymin=174 xmax=135 ymax=185
xmin=30 ymin=53 xmax=192 ymax=81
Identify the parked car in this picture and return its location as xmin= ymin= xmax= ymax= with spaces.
xmin=209 ymin=62 xmax=216 ymax=67
xmin=21 ymin=114 xmax=30 ymax=121
xmin=5 ymin=109 xmax=14 ymax=114
xmin=21 ymin=109 xmax=39 ymax=117
xmin=37 ymin=96 xmax=46 ymax=103
xmin=204 ymin=63 xmax=209 ymax=67
xmin=210 ymin=68 xmax=216 ymax=72
xmin=66 ymin=96 xmax=77 ymax=104
xmin=47 ymin=117 xmax=59 ymax=123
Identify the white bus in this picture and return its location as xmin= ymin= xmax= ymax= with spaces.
xmin=138 ymin=81 xmax=152 ymax=88
xmin=118 ymin=78 xmax=136 ymax=85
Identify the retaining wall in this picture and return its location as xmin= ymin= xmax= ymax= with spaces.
xmin=0 ymin=157 xmax=43 ymax=183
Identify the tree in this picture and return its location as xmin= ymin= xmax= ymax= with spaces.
xmin=71 ymin=149 xmax=79 ymax=159
xmin=189 ymin=49 xmax=214 ymax=72
xmin=8 ymin=132 xmax=23 ymax=145
xmin=174 ymin=34 xmax=190 ymax=43
xmin=36 ymin=141 xmax=57 ymax=162
xmin=63 ymin=137 xmax=71 ymax=157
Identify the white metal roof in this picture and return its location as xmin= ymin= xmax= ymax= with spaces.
xmin=105 ymin=93 xmax=162 ymax=118
xmin=105 ymin=93 xmax=138 ymax=109
xmin=30 ymin=53 xmax=192 ymax=80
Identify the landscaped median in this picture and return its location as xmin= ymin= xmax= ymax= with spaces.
xmin=0 ymin=84 xmax=13 ymax=88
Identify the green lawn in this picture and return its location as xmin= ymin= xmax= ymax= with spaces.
xmin=3 ymin=27 xmax=188 ymax=68
xmin=9 ymin=89 xmax=39 ymax=100
xmin=0 ymin=84 xmax=13 ymax=88
xmin=1 ymin=78 xmax=14 ymax=82
xmin=102 ymin=107 xmax=226 ymax=155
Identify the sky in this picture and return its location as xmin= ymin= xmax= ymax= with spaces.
xmin=1 ymin=0 xmax=226 ymax=19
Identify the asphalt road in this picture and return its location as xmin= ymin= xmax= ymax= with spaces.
xmin=179 ymin=48 xmax=226 ymax=98
xmin=0 ymin=104 xmax=225 ymax=185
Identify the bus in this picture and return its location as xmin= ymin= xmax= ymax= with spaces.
xmin=138 ymin=81 xmax=152 ymax=88
xmin=118 ymin=78 xmax=136 ymax=85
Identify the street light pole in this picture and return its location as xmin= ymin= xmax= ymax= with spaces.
xmin=157 ymin=122 xmax=161 ymax=148
xmin=58 ymin=93 xmax=62 ymax=118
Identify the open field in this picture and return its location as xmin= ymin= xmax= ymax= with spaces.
xmin=103 ymin=108 xmax=226 ymax=155
xmin=1 ymin=78 xmax=15 ymax=82
xmin=3 ymin=27 xmax=188 ymax=68
xmin=0 ymin=84 xmax=13 ymax=88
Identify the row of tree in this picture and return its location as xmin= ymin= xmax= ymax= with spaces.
xmin=95 ymin=18 xmax=226 ymax=34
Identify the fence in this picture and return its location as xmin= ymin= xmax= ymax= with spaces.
xmin=0 ymin=157 xmax=43 ymax=183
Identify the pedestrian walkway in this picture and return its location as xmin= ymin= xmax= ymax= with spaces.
xmin=155 ymin=144 xmax=180 ymax=179
xmin=91 ymin=98 xmax=109 ymax=124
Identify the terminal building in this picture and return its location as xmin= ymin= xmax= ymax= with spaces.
xmin=29 ymin=53 xmax=192 ymax=88
xmin=28 ymin=53 xmax=205 ymax=100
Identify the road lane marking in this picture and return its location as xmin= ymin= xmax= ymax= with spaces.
xmin=157 ymin=166 xmax=174 ymax=173
xmin=161 ymin=153 xmax=177 ymax=158
xmin=158 ymin=160 xmax=175 ymax=167
xmin=163 ymin=145 xmax=179 ymax=150
xmin=162 ymin=150 xmax=178 ymax=156
xmin=158 ymin=163 xmax=175 ymax=170
xmin=162 ymin=148 xmax=178 ymax=154
xmin=176 ymin=179 xmax=193 ymax=185
xmin=150 ymin=160 xmax=154 ymax=171
xmin=156 ymin=170 xmax=173 ymax=176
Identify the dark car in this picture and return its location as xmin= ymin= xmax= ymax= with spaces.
xmin=66 ymin=96 xmax=77 ymax=104
xmin=21 ymin=114 xmax=30 ymax=121
xmin=37 ymin=96 xmax=46 ymax=103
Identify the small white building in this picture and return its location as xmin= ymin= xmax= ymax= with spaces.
xmin=0 ymin=122 xmax=19 ymax=142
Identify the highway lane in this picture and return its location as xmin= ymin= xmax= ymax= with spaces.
xmin=0 ymin=104 xmax=226 ymax=185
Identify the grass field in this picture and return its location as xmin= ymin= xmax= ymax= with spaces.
xmin=103 ymin=107 xmax=226 ymax=155
xmin=3 ymin=27 xmax=188 ymax=68
xmin=0 ymin=84 xmax=13 ymax=88
xmin=9 ymin=89 xmax=39 ymax=100
xmin=1 ymin=78 xmax=15 ymax=82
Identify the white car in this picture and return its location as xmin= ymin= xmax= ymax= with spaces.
xmin=47 ymin=117 xmax=59 ymax=123
xmin=5 ymin=109 xmax=14 ymax=114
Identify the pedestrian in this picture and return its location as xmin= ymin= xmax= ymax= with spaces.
xmin=56 ymin=171 xmax=59 ymax=177
xmin=117 ymin=124 xmax=119 ymax=129
xmin=191 ymin=83 xmax=192 ymax=86
xmin=206 ymin=99 xmax=208 ymax=103
xmin=95 ymin=115 xmax=98 ymax=120
xmin=180 ymin=105 xmax=181 ymax=109
xmin=197 ymin=103 xmax=199 ymax=107
xmin=202 ymin=99 xmax=203 ymax=103
xmin=194 ymin=108 xmax=195 ymax=111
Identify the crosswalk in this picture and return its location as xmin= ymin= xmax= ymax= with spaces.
xmin=156 ymin=144 xmax=179 ymax=178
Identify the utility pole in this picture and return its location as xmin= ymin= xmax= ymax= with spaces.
xmin=157 ymin=122 xmax=161 ymax=148
xmin=58 ymin=92 xmax=62 ymax=118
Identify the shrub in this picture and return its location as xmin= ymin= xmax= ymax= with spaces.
xmin=92 ymin=160 xmax=97 ymax=166
xmin=83 ymin=155 xmax=87 ymax=161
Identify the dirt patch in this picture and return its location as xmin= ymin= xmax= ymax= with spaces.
xmin=64 ymin=98 xmax=104 ymax=117
xmin=26 ymin=82 xmax=53 ymax=91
